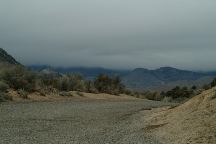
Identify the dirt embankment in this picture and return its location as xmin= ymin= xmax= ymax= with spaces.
xmin=143 ymin=87 xmax=216 ymax=144
xmin=7 ymin=90 xmax=139 ymax=102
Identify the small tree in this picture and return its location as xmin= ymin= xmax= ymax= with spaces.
xmin=210 ymin=78 xmax=216 ymax=88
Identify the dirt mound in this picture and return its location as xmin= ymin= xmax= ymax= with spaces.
xmin=144 ymin=87 xmax=216 ymax=144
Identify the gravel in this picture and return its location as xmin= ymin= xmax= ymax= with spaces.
xmin=0 ymin=99 xmax=171 ymax=144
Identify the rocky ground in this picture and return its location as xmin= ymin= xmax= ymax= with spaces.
xmin=0 ymin=99 xmax=172 ymax=144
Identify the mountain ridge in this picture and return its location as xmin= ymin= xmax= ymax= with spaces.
xmin=28 ymin=65 xmax=216 ymax=90
xmin=0 ymin=48 xmax=20 ymax=65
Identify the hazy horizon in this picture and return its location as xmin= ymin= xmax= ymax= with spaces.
xmin=1 ymin=0 xmax=216 ymax=71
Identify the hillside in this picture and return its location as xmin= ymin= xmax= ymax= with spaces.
xmin=122 ymin=67 xmax=214 ymax=90
xmin=144 ymin=87 xmax=216 ymax=144
xmin=0 ymin=48 xmax=19 ymax=65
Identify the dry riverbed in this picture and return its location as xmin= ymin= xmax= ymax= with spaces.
xmin=0 ymin=99 xmax=173 ymax=144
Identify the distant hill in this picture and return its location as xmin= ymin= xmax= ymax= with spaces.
xmin=0 ymin=48 xmax=19 ymax=65
xmin=28 ymin=65 xmax=129 ymax=80
xmin=122 ymin=67 xmax=215 ymax=90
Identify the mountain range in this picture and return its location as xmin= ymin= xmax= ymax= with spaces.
xmin=29 ymin=65 xmax=216 ymax=91
xmin=0 ymin=48 xmax=215 ymax=91
xmin=122 ymin=67 xmax=215 ymax=90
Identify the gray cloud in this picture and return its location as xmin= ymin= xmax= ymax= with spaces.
xmin=0 ymin=0 xmax=216 ymax=71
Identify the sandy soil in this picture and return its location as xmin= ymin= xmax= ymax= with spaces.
xmin=142 ymin=87 xmax=216 ymax=144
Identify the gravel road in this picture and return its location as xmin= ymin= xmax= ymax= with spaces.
xmin=0 ymin=99 xmax=171 ymax=144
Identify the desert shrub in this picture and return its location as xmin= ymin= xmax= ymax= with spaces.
xmin=210 ymin=78 xmax=216 ymax=88
xmin=68 ymin=74 xmax=86 ymax=91
xmin=94 ymin=74 xmax=125 ymax=95
xmin=0 ymin=81 xmax=9 ymax=92
xmin=85 ymin=80 xmax=98 ymax=93
xmin=55 ymin=76 xmax=70 ymax=91
xmin=0 ymin=92 xmax=12 ymax=102
xmin=165 ymin=86 xmax=193 ymax=99
xmin=40 ymin=73 xmax=59 ymax=87
xmin=52 ymin=74 xmax=87 ymax=92
xmin=34 ymin=78 xmax=45 ymax=91
xmin=18 ymin=89 xmax=28 ymax=99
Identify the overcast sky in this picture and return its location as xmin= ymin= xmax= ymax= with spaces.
xmin=0 ymin=0 xmax=216 ymax=71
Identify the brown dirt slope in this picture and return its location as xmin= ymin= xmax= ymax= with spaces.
xmin=144 ymin=87 xmax=216 ymax=144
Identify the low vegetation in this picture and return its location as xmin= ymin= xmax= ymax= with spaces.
xmin=0 ymin=63 xmax=127 ymax=102
xmin=162 ymin=86 xmax=194 ymax=102
xmin=130 ymin=81 xmax=216 ymax=102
